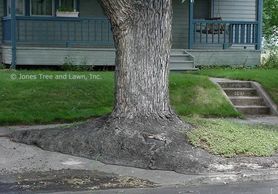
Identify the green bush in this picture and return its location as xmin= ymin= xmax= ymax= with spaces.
xmin=263 ymin=51 xmax=278 ymax=68
xmin=0 ymin=64 xmax=5 ymax=69
xmin=262 ymin=27 xmax=278 ymax=68
xmin=61 ymin=56 xmax=95 ymax=71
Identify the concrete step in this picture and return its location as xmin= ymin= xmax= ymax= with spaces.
xmin=171 ymin=67 xmax=199 ymax=71
xmin=171 ymin=49 xmax=186 ymax=55
xmin=218 ymin=82 xmax=252 ymax=88
xmin=170 ymin=60 xmax=194 ymax=63
xmin=170 ymin=54 xmax=192 ymax=61
xmin=170 ymin=61 xmax=196 ymax=71
xmin=229 ymin=96 xmax=266 ymax=106
xmin=223 ymin=88 xmax=258 ymax=97
xmin=170 ymin=50 xmax=196 ymax=71
xmin=235 ymin=106 xmax=270 ymax=115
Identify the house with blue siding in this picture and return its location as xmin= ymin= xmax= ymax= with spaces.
xmin=0 ymin=0 xmax=263 ymax=70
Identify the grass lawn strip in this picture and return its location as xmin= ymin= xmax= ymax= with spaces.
xmin=186 ymin=116 xmax=278 ymax=157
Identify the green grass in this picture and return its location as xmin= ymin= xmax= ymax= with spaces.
xmin=169 ymin=73 xmax=239 ymax=117
xmin=0 ymin=71 xmax=114 ymax=125
xmin=0 ymin=70 xmax=238 ymax=125
xmin=197 ymin=68 xmax=278 ymax=104
xmin=186 ymin=117 xmax=278 ymax=157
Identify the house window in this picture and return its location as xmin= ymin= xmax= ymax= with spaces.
xmin=193 ymin=0 xmax=211 ymax=19
xmin=59 ymin=0 xmax=76 ymax=11
xmin=30 ymin=0 xmax=54 ymax=16
xmin=7 ymin=0 xmax=25 ymax=16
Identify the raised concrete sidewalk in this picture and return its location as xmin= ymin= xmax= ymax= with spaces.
xmin=0 ymin=123 xmax=70 ymax=137
xmin=1 ymin=135 xmax=278 ymax=188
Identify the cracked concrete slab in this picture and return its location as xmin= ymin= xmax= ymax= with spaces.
xmin=0 ymin=123 xmax=72 ymax=137
xmin=230 ymin=116 xmax=278 ymax=126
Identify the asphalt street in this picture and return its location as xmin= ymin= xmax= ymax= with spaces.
xmin=89 ymin=180 xmax=278 ymax=194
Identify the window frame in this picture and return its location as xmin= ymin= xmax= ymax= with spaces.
xmin=30 ymin=0 xmax=55 ymax=16
xmin=6 ymin=0 xmax=25 ymax=16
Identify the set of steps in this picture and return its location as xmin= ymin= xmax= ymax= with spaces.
xmin=170 ymin=49 xmax=197 ymax=71
xmin=218 ymin=81 xmax=271 ymax=115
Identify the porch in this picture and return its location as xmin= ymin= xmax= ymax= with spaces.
xmin=1 ymin=0 xmax=263 ymax=69
xmin=3 ymin=16 xmax=261 ymax=50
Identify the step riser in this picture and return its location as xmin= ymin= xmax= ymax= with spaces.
xmin=230 ymin=98 xmax=265 ymax=106
xmin=171 ymin=50 xmax=186 ymax=55
xmin=170 ymin=56 xmax=192 ymax=61
xmin=219 ymin=82 xmax=252 ymax=88
xmin=225 ymin=90 xmax=257 ymax=97
xmin=170 ymin=65 xmax=196 ymax=71
xmin=236 ymin=107 xmax=270 ymax=115
xmin=171 ymin=63 xmax=194 ymax=69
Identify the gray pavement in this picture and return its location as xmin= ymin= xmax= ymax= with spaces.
xmin=1 ymin=136 xmax=278 ymax=193
xmin=231 ymin=116 xmax=278 ymax=126
xmin=1 ymin=117 xmax=278 ymax=193
xmin=2 ymin=135 xmax=278 ymax=184
xmin=79 ymin=180 xmax=278 ymax=194
xmin=0 ymin=123 xmax=71 ymax=137
xmin=8 ymin=180 xmax=277 ymax=194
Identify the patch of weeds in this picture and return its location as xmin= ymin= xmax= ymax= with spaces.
xmin=261 ymin=27 xmax=278 ymax=69
xmin=186 ymin=117 xmax=278 ymax=157
xmin=61 ymin=56 xmax=95 ymax=71
xmin=0 ymin=64 xmax=6 ymax=69
xmin=262 ymin=50 xmax=278 ymax=69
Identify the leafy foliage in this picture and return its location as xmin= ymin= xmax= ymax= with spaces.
xmin=263 ymin=0 xmax=278 ymax=37
xmin=262 ymin=27 xmax=278 ymax=68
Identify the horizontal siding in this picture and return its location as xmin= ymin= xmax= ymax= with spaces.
xmin=1 ymin=46 xmax=261 ymax=66
xmin=1 ymin=46 xmax=115 ymax=65
xmin=187 ymin=50 xmax=261 ymax=66
xmin=0 ymin=0 xmax=4 ymax=44
xmin=212 ymin=0 xmax=257 ymax=21
xmin=172 ymin=0 xmax=188 ymax=49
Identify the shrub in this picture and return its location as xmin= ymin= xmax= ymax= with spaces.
xmin=262 ymin=27 xmax=278 ymax=68
xmin=0 ymin=64 xmax=5 ymax=69
xmin=61 ymin=56 xmax=94 ymax=71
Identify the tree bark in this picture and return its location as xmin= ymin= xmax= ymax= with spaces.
xmin=100 ymin=0 xmax=175 ymax=119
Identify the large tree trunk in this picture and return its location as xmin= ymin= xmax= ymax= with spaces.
xmin=11 ymin=0 xmax=217 ymax=175
xmin=100 ymin=0 xmax=175 ymax=120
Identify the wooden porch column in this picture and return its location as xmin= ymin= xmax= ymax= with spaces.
xmin=256 ymin=0 xmax=263 ymax=50
xmin=188 ymin=0 xmax=194 ymax=49
xmin=11 ymin=0 xmax=17 ymax=69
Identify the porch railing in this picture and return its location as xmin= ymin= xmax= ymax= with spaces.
xmin=2 ymin=16 xmax=114 ymax=47
xmin=192 ymin=20 xmax=259 ymax=48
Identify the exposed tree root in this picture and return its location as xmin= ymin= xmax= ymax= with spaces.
xmin=10 ymin=115 xmax=220 ymax=174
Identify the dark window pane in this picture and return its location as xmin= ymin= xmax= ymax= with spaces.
xmin=31 ymin=0 xmax=53 ymax=16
